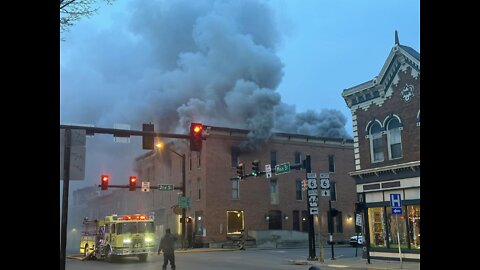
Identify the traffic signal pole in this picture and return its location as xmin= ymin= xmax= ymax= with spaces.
xmin=305 ymin=155 xmax=316 ymax=260
xmin=60 ymin=129 xmax=71 ymax=270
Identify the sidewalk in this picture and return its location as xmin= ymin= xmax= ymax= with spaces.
xmin=290 ymin=257 xmax=420 ymax=270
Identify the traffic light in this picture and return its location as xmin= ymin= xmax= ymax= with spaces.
xmin=355 ymin=202 xmax=364 ymax=213
xmin=190 ymin=123 xmax=203 ymax=151
xmin=142 ymin=123 xmax=155 ymax=150
xmin=301 ymin=179 xmax=307 ymax=190
xmin=129 ymin=176 xmax=137 ymax=191
xmin=251 ymin=160 xmax=260 ymax=176
xmin=236 ymin=162 xmax=245 ymax=180
xmin=101 ymin=175 xmax=109 ymax=190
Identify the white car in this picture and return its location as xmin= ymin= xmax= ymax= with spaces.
xmin=349 ymin=235 xmax=363 ymax=246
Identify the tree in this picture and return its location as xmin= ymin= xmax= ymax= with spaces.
xmin=60 ymin=0 xmax=115 ymax=40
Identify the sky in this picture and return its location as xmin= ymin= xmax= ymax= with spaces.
xmin=60 ymin=0 xmax=420 ymax=192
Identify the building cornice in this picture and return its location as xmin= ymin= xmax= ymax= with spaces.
xmin=349 ymin=160 xmax=420 ymax=178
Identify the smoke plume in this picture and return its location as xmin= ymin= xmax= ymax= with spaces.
xmin=60 ymin=0 xmax=350 ymax=185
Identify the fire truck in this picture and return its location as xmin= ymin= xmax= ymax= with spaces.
xmin=80 ymin=213 xmax=156 ymax=262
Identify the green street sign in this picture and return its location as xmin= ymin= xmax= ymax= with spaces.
xmin=178 ymin=196 xmax=190 ymax=208
xmin=275 ymin=162 xmax=291 ymax=175
xmin=158 ymin=184 xmax=174 ymax=191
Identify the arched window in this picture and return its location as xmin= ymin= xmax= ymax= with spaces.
xmin=369 ymin=121 xmax=384 ymax=163
xmin=386 ymin=117 xmax=403 ymax=159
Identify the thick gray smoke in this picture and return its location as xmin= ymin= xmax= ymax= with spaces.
xmin=60 ymin=0 xmax=350 ymax=185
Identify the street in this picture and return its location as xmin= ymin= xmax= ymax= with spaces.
xmin=66 ymin=246 xmax=362 ymax=270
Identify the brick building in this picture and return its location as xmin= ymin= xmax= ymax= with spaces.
xmin=91 ymin=125 xmax=356 ymax=248
xmin=342 ymin=32 xmax=420 ymax=261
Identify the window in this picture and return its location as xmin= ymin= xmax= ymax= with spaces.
xmin=295 ymin=179 xmax=303 ymax=200
xmin=231 ymin=147 xmax=239 ymax=167
xmin=270 ymin=151 xmax=277 ymax=167
xmin=328 ymin=155 xmax=335 ymax=173
xmin=270 ymin=179 xmax=278 ymax=205
xmin=226 ymin=210 xmax=244 ymax=234
xmin=387 ymin=206 xmax=407 ymax=249
xmin=189 ymin=153 xmax=192 ymax=171
xmin=301 ymin=210 xmax=308 ymax=232
xmin=294 ymin=151 xmax=301 ymax=164
xmin=407 ymin=205 xmax=421 ymax=249
xmin=330 ymin=182 xmax=337 ymax=201
xmin=268 ymin=210 xmax=282 ymax=230
xmin=335 ymin=212 xmax=343 ymax=233
xmin=197 ymin=178 xmax=201 ymax=200
xmin=386 ymin=118 xmax=403 ymax=159
xmin=368 ymin=207 xmax=387 ymax=247
xmin=292 ymin=210 xmax=300 ymax=231
xmin=232 ymin=180 xmax=239 ymax=200
xmin=197 ymin=152 xmax=201 ymax=168
xmin=369 ymin=122 xmax=384 ymax=163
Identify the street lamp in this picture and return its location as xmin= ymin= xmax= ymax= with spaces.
xmin=156 ymin=142 xmax=187 ymax=249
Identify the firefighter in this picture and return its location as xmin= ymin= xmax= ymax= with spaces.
xmin=158 ymin=228 xmax=177 ymax=270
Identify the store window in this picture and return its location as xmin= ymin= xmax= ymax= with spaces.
xmin=368 ymin=207 xmax=387 ymax=247
xmin=407 ymin=205 xmax=421 ymax=249
xmin=226 ymin=210 xmax=244 ymax=234
xmin=386 ymin=206 xmax=407 ymax=249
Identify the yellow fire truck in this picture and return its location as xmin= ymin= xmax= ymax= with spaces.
xmin=80 ymin=213 xmax=156 ymax=262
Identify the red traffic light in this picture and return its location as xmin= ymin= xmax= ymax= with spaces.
xmin=101 ymin=175 xmax=109 ymax=190
xmin=190 ymin=123 xmax=203 ymax=151
xmin=129 ymin=176 xmax=137 ymax=191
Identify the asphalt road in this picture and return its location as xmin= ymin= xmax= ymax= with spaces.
xmin=66 ymin=246 xmax=362 ymax=270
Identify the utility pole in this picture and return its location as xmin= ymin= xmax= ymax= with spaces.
xmin=181 ymin=153 xmax=186 ymax=249
xmin=305 ymin=155 xmax=316 ymax=260
xmin=328 ymin=199 xmax=335 ymax=260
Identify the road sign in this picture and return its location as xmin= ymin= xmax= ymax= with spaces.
xmin=275 ymin=162 xmax=291 ymax=175
xmin=308 ymin=195 xmax=318 ymax=207
xmin=321 ymin=189 xmax=331 ymax=197
xmin=390 ymin=194 xmax=402 ymax=207
xmin=355 ymin=213 xmax=362 ymax=227
xmin=319 ymin=173 xmax=329 ymax=179
xmin=60 ymin=129 xmax=86 ymax=180
xmin=308 ymin=189 xmax=318 ymax=196
xmin=307 ymin=172 xmax=317 ymax=179
xmin=178 ymin=196 xmax=190 ymax=208
xmin=113 ymin=123 xmax=131 ymax=143
xmin=307 ymin=179 xmax=317 ymax=189
xmin=320 ymin=179 xmax=330 ymax=189
xmin=391 ymin=207 xmax=403 ymax=214
xmin=390 ymin=194 xmax=402 ymax=215
xmin=142 ymin=182 xmax=150 ymax=192
xmin=265 ymin=164 xmax=272 ymax=178
xmin=158 ymin=184 xmax=174 ymax=191
xmin=310 ymin=207 xmax=319 ymax=215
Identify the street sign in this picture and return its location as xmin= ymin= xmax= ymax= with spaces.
xmin=319 ymin=173 xmax=329 ymax=179
xmin=307 ymin=179 xmax=317 ymax=189
xmin=60 ymin=129 xmax=86 ymax=180
xmin=321 ymin=189 xmax=331 ymax=197
xmin=310 ymin=207 xmax=319 ymax=215
xmin=113 ymin=123 xmax=131 ymax=143
xmin=355 ymin=213 xmax=362 ymax=227
xmin=265 ymin=164 xmax=272 ymax=178
xmin=320 ymin=179 xmax=330 ymax=189
xmin=275 ymin=162 xmax=291 ymax=175
xmin=390 ymin=194 xmax=402 ymax=215
xmin=158 ymin=184 xmax=174 ymax=191
xmin=142 ymin=182 xmax=150 ymax=192
xmin=307 ymin=172 xmax=317 ymax=179
xmin=308 ymin=195 xmax=318 ymax=207
xmin=178 ymin=196 xmax=190 ymax=208
xmin=308 ymin=189 xmax=318 ymax=196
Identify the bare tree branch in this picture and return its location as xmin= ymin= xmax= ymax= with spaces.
xmin=60 ymin=0 xmax=115 ymax=41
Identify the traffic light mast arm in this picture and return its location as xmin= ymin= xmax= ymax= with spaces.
xmin=60 ymin=124 xmax=193 ymax=140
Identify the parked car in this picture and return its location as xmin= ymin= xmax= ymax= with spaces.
xmin=349 ymin=234 xmax=363 ymax=246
